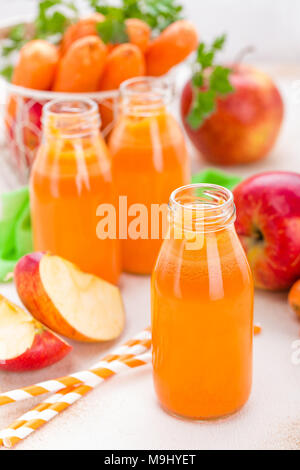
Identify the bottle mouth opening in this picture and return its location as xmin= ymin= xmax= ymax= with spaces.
xmin=43 ymin=98 xmax=101 ymax=138
xmin=119 ymin=76 xmax=173 ymax=115
xmin=169 ymin=184 xmax=236 ymax=231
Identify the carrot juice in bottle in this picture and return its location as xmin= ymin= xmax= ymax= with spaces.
xmin=109 ymin=77 xmax=190 ymax=274
xmin=151 ymin=184 xmax=254 ymax=420
xmin=30 ymin=99 xmax=121 ymax=285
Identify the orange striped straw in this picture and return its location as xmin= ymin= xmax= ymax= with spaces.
xmin=1 ymin=352 xmax=151 ymax=448
xmin=0 ymin=327 xmax=151 ymax=407
xmin=0 ymin=385 xmax=79 ymax=448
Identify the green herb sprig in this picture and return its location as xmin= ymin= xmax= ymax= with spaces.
xmin=90 ymin=0 xmax=183 ymax=44
xmin=34 ymin=0 xmax=79 ymax=41
xmin=126 ymin=0 xmax=183 ymax=33
xmin=95 ymin=6 xmax=129 ymax=44
xmin=0 ymin=0 xmax=79 ymax=80
xmin=1 ymin=24 xmax=27 ymax=57
xmin=187 ymin=35 xmax=234 ymax=129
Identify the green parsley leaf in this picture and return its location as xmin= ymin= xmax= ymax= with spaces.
xmin=192 ymin=71 xmax=203 ymax=88
xmin=209 ymin=66 xmax=234 ymax=95
xmin=139 ymin=0 xmax=183 ymax=33
xmin=187 ymin=89 xmax=216 ymax=128
xmin=34 ymin=0 xmax=78 ymax=41
xmin=1 ymin=24 xmax=26 ymax=57
xmin=89 ymin=0 xmax=184 ymax=35
xmin=0 ymin=65 xmax=14 ymax=81
xmin=9 ymin=24 xmax=26 ymax=42
xmin=187 ymin=34 xmax=235 ymax=129
xmin=212 ymin=34 xmax=226 ymax=51
xmin=0 ymin=0 xmax=79 ymax=63
xmin=97 ymin=18 xmax=129 ymax=44
xmin=197 ymin=46 xmax=214 ymax=68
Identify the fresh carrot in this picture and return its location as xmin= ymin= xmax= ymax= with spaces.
xmin=145 ymin=20 xmax=198 ymax=76
xmin=12 ymin=40 xmax=59 ymax=90
xmin=99 ymin=43 xmax=145 ymax=132
xmin=125 ymin=18 xmax=151 ymax=53
xmin=99 ymin=43 xmax=145 ymax=91
xmin=60 ymin=13 xmax=105 ymax=55
xmin=53 ymin=35 xmax=107 ymax=92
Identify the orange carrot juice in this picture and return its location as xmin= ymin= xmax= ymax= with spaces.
xmin=152 ymin=184 xmax=254 ymax=420
xmin=109 ymin=77 xmax=190 ymax=274
xmin=30 ymin=99 xmax=121 ymax=285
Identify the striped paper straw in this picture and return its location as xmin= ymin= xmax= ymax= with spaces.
xmin=2 ymin=351 xmax=152 ymax=448
xmin=0 ymin=385 xmax=78 ymax=448
xmin=0 ymin=327 xmax=151 ymax=407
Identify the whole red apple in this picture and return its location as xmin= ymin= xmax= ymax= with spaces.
xmin=5 ymin=96 xmax=44 ymax=170
xmin=234 ymin=171 xmax=300 ymax=290
xmin=181 ymin=64 xmax=284 ymax=165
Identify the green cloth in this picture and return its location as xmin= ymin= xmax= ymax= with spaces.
xmin=0 ymin=187 xmax=33 ymax=282
xmin=192 ymin=168 xmax=242 ymax=190
xmin=0 ymin=169 xmax=242 ymax=283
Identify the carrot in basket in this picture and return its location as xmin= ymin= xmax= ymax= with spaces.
xmin=99 ymin=43 xmax=145 ymax=91
xmin=60 ymin=13 xmax=105 ymax=55
xmin=98 ymin=43 xmax=145 ymax=132
xmin=145 ymin=20 xmax=198 ymax=76
xmin=53 ymin=35 xmax=108 ymax=92
xmin=12 ymin=40 xmax=59 ymax=90
xmin=125 ymin=19 xmax=151 ymax=53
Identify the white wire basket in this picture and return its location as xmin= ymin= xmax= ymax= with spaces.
xmin=2 ymin=81 xmax=119 ymax=182
xmin=0 ymin=16 xmax=121 ymax=183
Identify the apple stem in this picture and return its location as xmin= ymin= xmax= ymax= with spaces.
xmin=234 ymin=46 xmax=256 ymax=65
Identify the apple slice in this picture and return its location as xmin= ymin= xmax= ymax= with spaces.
xmin=0 ymin=294 xmax=71 ymax=371
xmin=15 ymin=253 xmax=125 ymax=342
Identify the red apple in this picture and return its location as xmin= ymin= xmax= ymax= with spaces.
xmin=15 ymin=252 xmax=125 ymax=342
xmin=5 ymin=96 xmax=44 ymax=170
xmin=181 ymin=64 xmax=284 ymax=165
xmin=234 ymin=171 xmax=300 ymax=290
xmin=0 ymin=294 xmax=71 ymax=371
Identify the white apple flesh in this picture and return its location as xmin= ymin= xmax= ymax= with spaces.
xmin=0 ymin=294 xmax=72 ymax=371
xmin=15 ymin=253 xmax=125 ymax=342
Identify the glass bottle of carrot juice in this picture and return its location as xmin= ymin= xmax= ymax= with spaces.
xmin=109 ymin=77 xmax=190 ymax=274
xmin=152 ymin=184 xmax=254 ymax=420
xmin=30 ymin=99 xmax=121 ymax=285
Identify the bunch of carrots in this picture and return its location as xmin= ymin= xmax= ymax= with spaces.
xmin=11 ymin=14 xmax=198 ymax=93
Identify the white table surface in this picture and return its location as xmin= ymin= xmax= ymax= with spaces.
xmin=0 ymin=64 xmax=300 ymax=450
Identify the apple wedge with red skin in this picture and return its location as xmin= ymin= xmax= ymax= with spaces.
xmin=234 ymin=171 xmax=300 ymax=290
xmin=14 ymin=252 xmax=125 ymax=342
xmin=0 ymin=294 xmax=71 ymax=371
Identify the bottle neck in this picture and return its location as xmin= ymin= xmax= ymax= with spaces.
xmin=42 ymin=99 xmax=101 ymax=141
xmin=119 ymin=76 xmax=172 ymax=118
xmin=168 ymin=184 xmax=236 ymax=236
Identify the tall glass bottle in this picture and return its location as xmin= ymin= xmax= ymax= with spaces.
xmin=30 ymin=98 xmax=121 ymax=285
xmin=109 ymin=77 xmax=190 ymax=274
xmin=152 ymin=184 xmax=254 ymax=419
